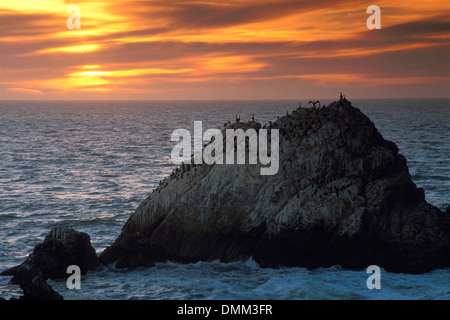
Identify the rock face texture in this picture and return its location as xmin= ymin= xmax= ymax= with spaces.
xmin=2 ymin=227 xmax=99 ymax=299
xmin=100 ymin=99 xmax=450 ymax=274
xmin=5 ymin=264 xmax=63 ymax=300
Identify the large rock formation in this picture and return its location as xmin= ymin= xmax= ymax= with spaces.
xmin=2 ymin=226 xmax=99 ymax=299
xmin=99 ymin=99 xmax=450 ymax=274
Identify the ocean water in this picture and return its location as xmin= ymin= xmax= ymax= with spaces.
xmin=0 ymin=99 xmax=448 ymax=300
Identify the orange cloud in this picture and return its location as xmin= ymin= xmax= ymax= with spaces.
xmin=36 ymin=44 xmax=101 ymax=54
xmin=0 ymin=0 xmax=449 ymax=99
xmin=7 ymin=87 xmax=43 ymax=95
xmin=298 ymin=73 xmax=450 ymax=87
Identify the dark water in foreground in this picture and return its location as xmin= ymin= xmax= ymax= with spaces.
xmin=0 ymin=99 xmax=448 ymax=299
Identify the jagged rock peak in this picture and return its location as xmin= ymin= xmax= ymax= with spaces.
xmin=99 ymin=100 xmax=450 ymax=274
xmin=45 ymin=226 xmax=81 ymax=242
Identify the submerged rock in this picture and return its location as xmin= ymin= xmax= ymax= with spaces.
xmin=3 ymin=227 xmax=99 ymax=280
xmin=100 ymin=99 xmax=450 ymax=274
xmin=7 ymin=264 xmax=63 ymax=300
xmin=2 ymin=226 xmax=99 ymax=299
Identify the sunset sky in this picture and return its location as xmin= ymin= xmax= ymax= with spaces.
xmin=1 ymin=0 xmax=449 ymax=100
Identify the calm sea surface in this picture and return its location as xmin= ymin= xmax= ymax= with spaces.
xmin=0 ymin=99 xmax=448 ymax=300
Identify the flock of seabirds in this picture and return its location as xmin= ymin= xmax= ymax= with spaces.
xmin=150 ymin=92 xmax=349 ymax=195
xmin=224 ymin=92 xmax=347 ymax=127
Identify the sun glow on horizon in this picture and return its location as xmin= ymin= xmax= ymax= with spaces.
xmin=1 ymin=0 xmax=449 ymax=99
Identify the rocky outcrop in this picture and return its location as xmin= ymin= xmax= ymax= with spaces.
xmin=6 ymin=264 xmax=63 ymax=300
xmin=2 ymin=226 xmax=99 ymax=299
xmin=100 ymin=99 xmax=450 ymax=274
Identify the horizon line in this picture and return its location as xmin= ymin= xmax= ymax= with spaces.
xmin=1 ymin=97 xmax=450 ymax=102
